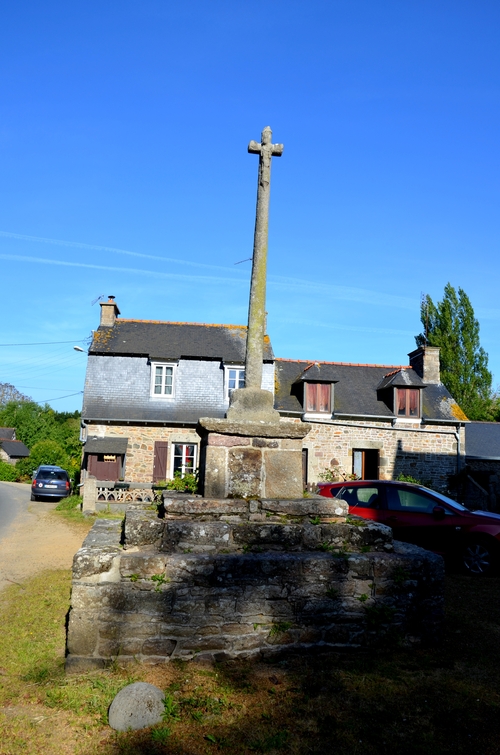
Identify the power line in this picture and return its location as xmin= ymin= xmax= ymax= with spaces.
xmin=0 ymin=339 xmax=87 ymax=346
xmin=39 ymin=391 xmax=84 ymax=403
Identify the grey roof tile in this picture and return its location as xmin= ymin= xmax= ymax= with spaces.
xmin=84 ymin=437 xmax=129 ymax=454
xmin=466 ymin=422 xmax=500 ymax=459
xmin=275 ymin=358 xmax=466 ymax=422
xmin=0 ymin=439 xmax=30 ymax=457
xmin=90 ymin=320 xmax=274 ymax=362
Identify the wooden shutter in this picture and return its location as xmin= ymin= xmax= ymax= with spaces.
xmin=153 ymin=441 xmax=168 ymax=483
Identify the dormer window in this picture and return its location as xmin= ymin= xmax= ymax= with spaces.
xmin=305 ymin=382 xmax=332 ymax=414
xmin=225 ymin=366 xmax=245 ymax=400
xmin=396 ymin=388 xmax=420 ymax=418
xmin=150 ymin=362 xmax=176 ymax=398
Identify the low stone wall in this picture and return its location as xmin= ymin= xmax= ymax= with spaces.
xmin=66 ymin=497 xmax=444 ymax=672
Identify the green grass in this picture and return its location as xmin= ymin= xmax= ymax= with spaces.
xmin=2 ymin=570 xmax=500 ymax=754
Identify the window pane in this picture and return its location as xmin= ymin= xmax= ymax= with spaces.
xmin=154 ymin=366 xmax=163 ymax=394
xmin=305 ymin=383 xmax=318 ymax=412
xmin=164 ymin=367 xmax=173 ymax=395
xmin=238 ymin=370 xmax=245 ymax=389
xmin=228 ymin=369 xmax=237 ymax=390
xmin=409 ymin=389 xmax=419 ymax=416
xmin=397 ymin=388 xmax=407 ymax=415
xmin=318 ymin=384 xmax=330 ymax=413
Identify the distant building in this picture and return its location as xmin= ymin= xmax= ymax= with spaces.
xmin=0 ymin=427 xmax=30 ymax=465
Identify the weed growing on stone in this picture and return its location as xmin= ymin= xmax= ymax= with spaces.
xmin=151 ymin=573 xmax=169 ymax=591
xmin=128 ymin=573 xmax=140 ymax=582
xmin=269 ymin=622 xmax=292 ymax=637
xmin=309 ymin=516 xmax=321 ymax=525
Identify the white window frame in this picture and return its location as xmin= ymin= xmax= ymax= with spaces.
xmin=150 ymin=362 xmax=177 ymax=399
xmin=170 ymin=443 xmax=197 ymax=478
xmin=224 ymin=365 xmax=245 ymax=401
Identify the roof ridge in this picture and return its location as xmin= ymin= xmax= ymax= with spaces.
xmin=115 ymin=319 xmax=247 ymax=329
xmin=275 ymin=358 xmax=411 ymax=369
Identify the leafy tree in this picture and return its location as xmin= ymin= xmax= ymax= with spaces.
xmin=0 ymin=383 xmax=32 ymax=405
xmin=16 ymin=440 xmax=68 ymax=478
xmin=416 ymin=283 xmax=493 ymax=420
xmin=0 ymin=401 xmax=81 ymax=480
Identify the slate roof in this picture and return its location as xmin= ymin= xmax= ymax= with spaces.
xmin=275 ymin=359 xmax=468 ymax=422
xmin=0 ymin=427 xmax=15 ymax=440
xmin=465 ymin=422 xmax=500 ymax=460
xmin=84 ymin=437 xmax=129 ymax=454
xmin=376 ymin=369 xmax=426 ymax=390
xmin=0 ymin=439 xmax=30 ymax=457
xmin=90 ymin=320 xmax=274 ymax=362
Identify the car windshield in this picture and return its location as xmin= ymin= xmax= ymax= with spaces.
xmin=419 ymin=487 xmax=469 ymax=512
xmin=38 ymin=470 xmax=67 ymax=481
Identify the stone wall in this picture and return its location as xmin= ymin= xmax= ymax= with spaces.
xmin=85 ymin=424 xmax=200 ymax=483
xmin=66 ymin=497 xmax=444 ymax=672
xmin=303 ymin=419 xmax=465 ymax=490
xmin=85 ymin=417 xmax=464 ymax=491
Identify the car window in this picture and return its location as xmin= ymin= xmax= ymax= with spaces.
xmin=37 ymin=470 xmax=67 ymax=481
xmin=387 ymin=487 xmax=435 ymax=513
xmin=337 ymin=486 xmax=381 ymax=509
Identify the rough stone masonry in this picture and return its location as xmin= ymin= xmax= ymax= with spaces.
xmin=66 ymin=495 xmax=443 ymax=671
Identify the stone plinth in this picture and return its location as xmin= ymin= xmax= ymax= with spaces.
xmin=65 ymin=499 xmax=444 ymax=672
xmin=197 ymin=418 xmax=312 ymax=499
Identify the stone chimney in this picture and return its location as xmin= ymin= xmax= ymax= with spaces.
xmin=99 ymin=296 xmax=120 ymax=327
xmin=408 ymin=346 xmax=440 ymax=384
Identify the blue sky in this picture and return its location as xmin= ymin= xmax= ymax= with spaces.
xmin=1 ymin=0 xmax=499 ymax=412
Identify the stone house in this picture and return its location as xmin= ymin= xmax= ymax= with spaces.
xmin=80 ymin=297 xmax=467 ymax=491
xmin=0 ymin=427 xmax=30 ymax=466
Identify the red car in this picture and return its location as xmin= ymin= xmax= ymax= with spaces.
xmin=318 ymin=480 xmax=500 ymax=575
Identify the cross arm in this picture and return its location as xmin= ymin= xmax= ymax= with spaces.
xmin=247 ymin=141 xmax=284 ymax=156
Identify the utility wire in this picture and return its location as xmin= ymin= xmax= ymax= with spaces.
xmin=0 ymin=339 xmax=87 ymax=346
xmin=39 ymin=391 xmax=84 ymax=403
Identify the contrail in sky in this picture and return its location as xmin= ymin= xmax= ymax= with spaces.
xmin=0 ymin=254 xmax=245 ymax=286
xmin=0 ymin=230 xmax=241 ymax=273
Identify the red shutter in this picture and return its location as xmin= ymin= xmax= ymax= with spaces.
xmin=153 ymin=441 xmax=168 ymax=483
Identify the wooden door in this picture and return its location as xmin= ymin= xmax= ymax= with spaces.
xmin=153 ymin=441 xmax=168 ymax=483
xmin=87 ymin=454 xmax=121 ymax=481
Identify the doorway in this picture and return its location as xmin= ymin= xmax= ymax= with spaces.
xmin=353 ymin=449 xmax=379 ymax=480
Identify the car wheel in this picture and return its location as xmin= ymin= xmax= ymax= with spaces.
xmin=30 ymin=492 xmax=37 ymax=501
xmin=461 ymin=539 xmax=497 ymax=576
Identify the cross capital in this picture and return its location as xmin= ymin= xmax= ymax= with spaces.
xmin=248 ymin=126 xmax=284 ymax=158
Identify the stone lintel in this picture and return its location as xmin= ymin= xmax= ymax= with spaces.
xmin=198 ymin=417 xmax=311 ymax=440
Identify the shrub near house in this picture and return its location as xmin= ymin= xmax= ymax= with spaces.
xmin=0 ymin=402 xmax=81 ymax=482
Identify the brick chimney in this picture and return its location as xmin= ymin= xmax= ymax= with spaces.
xmin=408 ymin=346 xmax=440 ymax=384
xmin=99 ymin=296 xmax=120 ymax=327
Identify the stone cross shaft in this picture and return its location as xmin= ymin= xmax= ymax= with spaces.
xmin=245 ymin=126 xmax=283 ymax=389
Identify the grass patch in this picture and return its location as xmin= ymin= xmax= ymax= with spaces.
xmin=2 ymin=571 xmax=500 ymax=753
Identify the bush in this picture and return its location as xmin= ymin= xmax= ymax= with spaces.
xmin=0 ymin=460 xmax=18 ymax=481
xmin=16 ymin=440 xmax=69 ymax=478
xmin=165 ymin=471 xmax=198 ymax=494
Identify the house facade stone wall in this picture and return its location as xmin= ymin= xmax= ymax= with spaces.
xmin=85 ymin=423 xmax=200 ymax=483
xmin=302 ymin=419 xmax=465 ymax=490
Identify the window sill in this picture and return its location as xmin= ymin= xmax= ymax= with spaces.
xmin=302 ymin=413 xmax=334 ymax=422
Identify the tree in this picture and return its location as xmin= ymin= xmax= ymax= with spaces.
xmin=0 ymin=383 xmax=32 ymax=405
xmin=416 ymin=283 xmax=493 ymax=420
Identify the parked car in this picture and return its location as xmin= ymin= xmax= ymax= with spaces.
xmin=318 ymin=479 xmax=500 ymax=575
xmin=31 ymin=465 xmax=71 ymax=501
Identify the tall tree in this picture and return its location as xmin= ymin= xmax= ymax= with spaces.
xmin=416 ymin=283 xmax=493 ymax=420
xmin=0 ymin=382 xmax=32 ymax=405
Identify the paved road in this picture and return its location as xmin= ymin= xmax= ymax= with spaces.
xmin=0 ymin=481 xmax=31 ymax=542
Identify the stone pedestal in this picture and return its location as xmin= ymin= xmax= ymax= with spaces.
xmin=197 ymin=418 xmax=311 ymax=499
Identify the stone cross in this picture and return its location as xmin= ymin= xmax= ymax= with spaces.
xmin=245 ymin=126 xmax=283 ymax=390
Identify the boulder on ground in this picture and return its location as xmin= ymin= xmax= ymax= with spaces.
xmin=108 ymin=681 xmax=165 ymax=731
